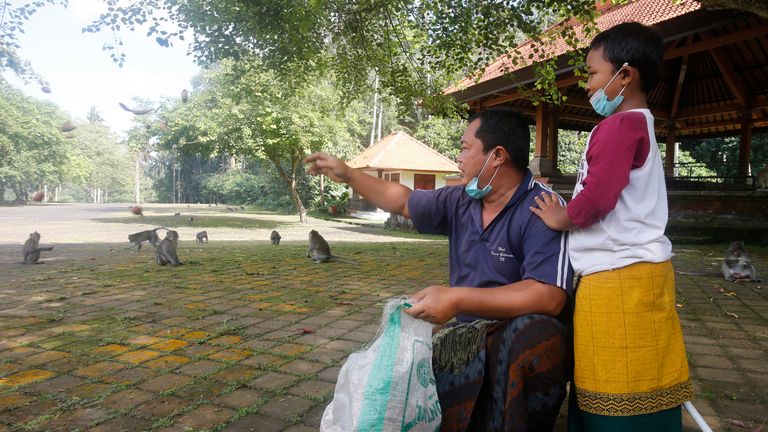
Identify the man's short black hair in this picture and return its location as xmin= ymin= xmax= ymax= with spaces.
xmin=467 ymin=108 xmax=530 ymax=171
xmin=589 ymin=22 xmax=663 ymax=94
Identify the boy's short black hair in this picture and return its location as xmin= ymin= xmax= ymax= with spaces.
xmin=589 ymin=22 xmax=663 ymax=94
xmin=467 ymin=108 xmax=530 ymax=171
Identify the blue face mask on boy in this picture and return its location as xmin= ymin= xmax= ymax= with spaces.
xmin=589 ymin=62 xmax=629 ymax=117
xmin=464 ymin=151 xmax=500 ymax=199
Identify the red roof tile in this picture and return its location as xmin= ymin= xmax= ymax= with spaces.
xmin=348 ymin=131 xmax=460 ymax=173
xmin=448 ymin=0 xmax=701 ymax=92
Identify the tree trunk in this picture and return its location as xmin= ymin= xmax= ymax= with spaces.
xmin=320 ymin=174 xmax=325 ymax=206
xmin=134 ymin=151 xmax=141 ymax=203
xmin=55 ymin=184 xmax=60 ymax=202
xmin=43 ymin=184 xmax=48 ymax=202
xmin=369 ymin=75 xmax=379 ymax=147
xmin=270 ymin=154 xmax=307 ymax=223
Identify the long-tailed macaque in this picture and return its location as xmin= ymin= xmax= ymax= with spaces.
xmin=23 ymin=232 xmax=54 ymax=264
xmin=127 ymin=228 xmax=164 ymax=250
xmin=196 ymin=231 xmax=208 ymax=244
xmin=118 ymin=102 xmax=158 ymax=116
xmin=156 ymin=230 xmax=182 ymax=266
xmin=188 ymin=216 xmax=194 ymax=225
xmin=722 ymin=241 xmax=761 ymax=282
xmin=306 ymin=230 xmax=356 ymax=264
xmin=270 ymin=230 xmax=281 ymax=245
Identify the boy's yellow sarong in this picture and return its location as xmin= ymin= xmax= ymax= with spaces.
xmin=574 ymin=260 xmax=693 ymax=416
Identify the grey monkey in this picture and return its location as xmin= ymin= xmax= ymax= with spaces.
xmin=722 ymin=241 xmax=760 ymax=282
xmin=306 ymin=230 xmax=356 ymax=264
xmin=156 ymin=230 xmax=182 ymax=266
xmin=127 ymin=228 xmax=164 ymax=251
xmin=196 ymin=231 xmax=208 ymax=244
xmin=23 ymin=232 xmax=54 ymax=264
xmin=188 ymin=216 xmax=194 ymax=225
xmin=270 ymin=230 xmax=281 ymax=245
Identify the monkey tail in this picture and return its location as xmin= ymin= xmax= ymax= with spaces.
xmin=330 ymin=255 xmax=358 ymax=265
xmin=33 ymin=247 xmax=54 ymax=252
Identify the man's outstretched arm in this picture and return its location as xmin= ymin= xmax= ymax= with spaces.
xmin=304 ymin=152 xmax=412 ymax=218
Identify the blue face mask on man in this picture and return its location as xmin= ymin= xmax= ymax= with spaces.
xmin=464 ymin=151 xmax=500 ymax=199
xmin=589 ymin=62 xmax=629 ymax=117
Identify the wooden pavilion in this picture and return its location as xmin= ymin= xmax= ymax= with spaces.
xmin=446 ymin=0 xmax=768 ymax=186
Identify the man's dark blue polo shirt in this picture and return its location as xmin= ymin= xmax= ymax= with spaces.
xmin=407 ymin=170 xmax=574 ymax=322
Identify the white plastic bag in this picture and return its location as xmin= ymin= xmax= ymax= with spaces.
xmin=320 ymin=297 xmax=442 ymax=432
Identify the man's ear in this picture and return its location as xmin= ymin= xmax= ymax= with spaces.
xmin=493 ymin=146 xmax=508 ymax=167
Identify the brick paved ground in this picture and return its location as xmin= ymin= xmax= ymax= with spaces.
xmin=0 ymin=205 xmax=766 ymax=431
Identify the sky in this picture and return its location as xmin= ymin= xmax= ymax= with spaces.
xmin=4 ymin=0 xmax=201 ymax=136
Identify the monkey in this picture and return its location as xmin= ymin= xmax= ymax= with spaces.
xmin=757 ymin=165 xmax=768 ymax=190
xmin=196 ymin=231 xmax=208 ymax=244
xmin=240 ymin=206 xmax=245 ymax=210
xmin=131 ymin=206 xmax=143 ymax=216
xmin=306 ymin=230 xmax=357 ymax=264
xmin=156 ymin=230 xmax=182 ymax=266
xmin=23 ymin=232 xmax=54 ymax=264
xmin=722 ymin=241 xmax=761 ymax=282
xmin=181 ymin=89 xmax=189 ymax=103
xmin=41 ymin=84 xmax=51 ymax=94
xmin=118 ymin=102 xmax=159 ymax=116
xmin=270 ymin=230 xmax=281 ymax=245
xmin=174 ymin=212 xmax=181 ymax=216
xmin=188 ymin=216 xmax=194 ymax=225
xmin=127 ymin=227 xmax=164 ymax=251
xmin=226 ymin=207 xmax=234 ymax=212
xmin=31 ymin=191 xmax=44 ymax=202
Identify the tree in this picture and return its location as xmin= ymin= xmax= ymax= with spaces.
xmin=79 ymin=0 xmax=606 ymax=110
xmin=0 ymin=77 xmax=69 ymax=201
xmin=157 ymin=59 xmax=364 ymax=221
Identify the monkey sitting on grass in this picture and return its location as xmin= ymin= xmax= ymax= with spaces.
xmin=23 ymin=232 xmax=54 ymax=264
xmin=156 ymin=230 xmax=182 ymax=266
xmin=196 ymin=231 xmax=208 ymax=244
xmin=306 ymin=230 xmax=356 ymax=264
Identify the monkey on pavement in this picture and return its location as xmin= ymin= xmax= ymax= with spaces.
xmin=306 ymin=230 xmax=356 ymax=264
xmin=156 ymin=230 xmax=182 ymax=266
xmin=23 ymin=232 xmax=54 ymax=264
xmin=270 ymin=230 xmax=281 ymax=245
xmin=722 ymin=241 xmax=760 ymax=282
xmin=196 ymin=231 xmax=208 ymax=244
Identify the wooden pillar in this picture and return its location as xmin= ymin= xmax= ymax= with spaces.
xmin=738 ymin=109 xmax=753 ymax=176
xmin=547 ymin=107 xmax=560 ymax=175
xmin=530 ymin=102 xmax=557 ymax=177
xmin=665 ymin=127 xmax=677 ymax=176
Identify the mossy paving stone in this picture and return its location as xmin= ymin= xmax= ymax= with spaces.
xmin=248 ymin=372 xmax=301 ymax=391
xmin=213 ymin=387 xmax=267 ymax=409
xmin=176 ymin=359 xmax=223 ymax=376
xmin=278 ymin=359 xmax=327 ymax=376
xmin=131 ymin=396 xmax=188 ymax=419
xmin=2 ymin=399 xmax=58 ymax=424
xmin=36 ymin=406 xmax=109 ymax=431
xmin=0 ymin=394 xmax=35 ymax=413
xmin=102 ymin=367 xmax=154 ymax=385
xmin=172 ymin=404 xmax=237 ymax=430
xmin=68 ymin=382 xmax=114 ymax=399
xmin=287 ymin=380 xmax=335 ymax=400
xmin=138 ymin=373 xmax=193 ymax=393
xmin=87 ymin=414 xmax=152 ymax=432
xmin=172 ymin=379 xmax=231 ymax=400
xmin=221 ymin=413 xmax=288 ymax=432
xmin=210 ymin=364 xmax=260 ymax=383
xmin=258 ymin=394 xmax=316 ymax=422
xmin=100 ymin=388 xmax=154 ymax=411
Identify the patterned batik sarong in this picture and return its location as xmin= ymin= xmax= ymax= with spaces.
xmin=433 ymin=314 xmax=570 ymax=432
xmin=573 ymin=260 xmax=693 ymax=417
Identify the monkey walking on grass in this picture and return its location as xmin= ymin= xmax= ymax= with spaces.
xmin=156 ymin=230 xmax=182 ymax=266
xmin=23 ymin=232 xmax=54 ymax=264
xmin=306 ymin=230 xmax=356 ymax=264
xmin=196 ymin=231 xmax=208 ymax=244
xmin=270 ymin=230 xmax=281 ymax=245
xmin=127 ymin=228 xmax=166 ymax=251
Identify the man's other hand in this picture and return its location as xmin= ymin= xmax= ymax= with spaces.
xmin=404 ymin=286 xmax=460 ymax=325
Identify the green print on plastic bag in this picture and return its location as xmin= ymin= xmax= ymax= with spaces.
xmin=356 ymin=304 xmax=404 ymax=431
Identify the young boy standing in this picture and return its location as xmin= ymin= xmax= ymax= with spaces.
xmin=531 ymin=22 xmax=693 ymax=431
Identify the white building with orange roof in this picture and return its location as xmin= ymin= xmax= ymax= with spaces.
xmin=347 ymin=131 xmax=460 ymax=211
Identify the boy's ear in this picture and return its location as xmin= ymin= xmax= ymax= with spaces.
xmin=620 ymin=66 xmax=636 ymax=87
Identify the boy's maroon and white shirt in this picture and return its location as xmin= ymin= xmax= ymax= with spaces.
xmin=567 ymin=109 xmax=672 ymax=276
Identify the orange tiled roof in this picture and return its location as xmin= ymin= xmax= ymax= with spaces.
xmin=348 ymin=131 xmax=460 ymax=173
xmin=448 ymin=0 xmax=701 ymax=92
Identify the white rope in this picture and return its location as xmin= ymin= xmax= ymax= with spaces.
xmin=683 ymin=401 xmax=714 ymax=432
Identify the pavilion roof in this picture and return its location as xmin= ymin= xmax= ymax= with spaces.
xmin=348 ymin=131 xmax=460 ymax=173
